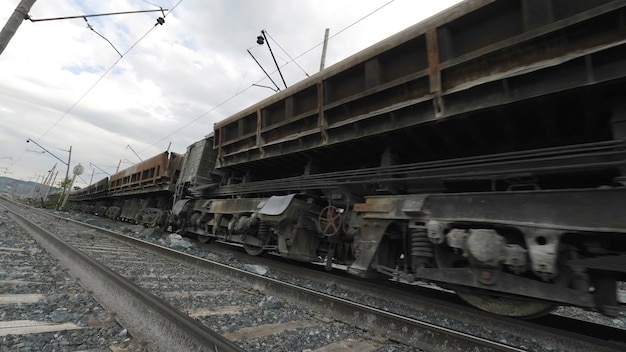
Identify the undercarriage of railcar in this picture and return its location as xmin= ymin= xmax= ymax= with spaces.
xmin=172 ymin=134 xmax=626 ymax=318
xmin=73 ymin=192 xmax=173 ymax=229
xmin=351 ymin=188 xmax=626 ymax=318
xmin=171 ymin=193 xmax=356 ymax=266
xmin=171 ymin=189 xmax=626 ymax=318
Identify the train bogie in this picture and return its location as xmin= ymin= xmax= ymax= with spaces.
xmin=172 ymin=194 xmax=326 ymax=262
xmin=348 ymin=189 xmax=626 ymax=317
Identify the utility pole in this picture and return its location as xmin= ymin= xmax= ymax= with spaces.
xmin=0 ymin=0 xmax=37 ymax=55
xmin=2 ymin=3 xmax=166 ymax=56
xmin=60 ymin=163 xmax=83 ymax=210
xmin=26 ymin=138 xmax=72 ymax=209
xmin=43 ymin=170 xmax=58 ymax=206
xmin=57 ymin=145 xmax=71 ymax=210
xmin=320 ymin=28 xmax=330 ymax=71
xmin=66 ymin=146 xmax=72 ymax=183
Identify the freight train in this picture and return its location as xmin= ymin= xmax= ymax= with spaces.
xmin=68 ymin=0 xmax=626 ymax=318
xmin=69 ymin=151 xmax=183 ymax=228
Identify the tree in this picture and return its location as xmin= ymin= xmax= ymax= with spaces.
xmin=55 ymin=176 xmax=72 ymax=210
xmin=58 ymin=176 xmax=72 ymax=190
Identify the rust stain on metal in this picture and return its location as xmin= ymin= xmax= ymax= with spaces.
xmin=426 ymin=28 xmax=442 ymax=94
xmin=354 ymin=201 xmax=393 ymax=213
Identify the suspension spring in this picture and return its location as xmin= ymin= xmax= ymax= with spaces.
xmin=258 ymin=221 xmax=269 ymax=238
xmin=410 ymin=227 xmax=433 ymax=269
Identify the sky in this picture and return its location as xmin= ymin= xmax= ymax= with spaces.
xmin=0 ymin=0 xmax=462 ymax=188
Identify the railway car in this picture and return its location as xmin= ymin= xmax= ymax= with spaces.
xmin=68 ymin=151 xmax=183 ymax=228
xmin=171 ymin=0 xmax=626 ymax=318
xmin=69 ymin=177 xmax=110 ymax=214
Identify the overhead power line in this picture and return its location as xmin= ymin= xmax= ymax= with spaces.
xmin=36 ymin=2 xmax=182 ymax=141
xmin=10 ymin=1 xmax=182 ymax=176
xmin=144 ymin=0 xmax=395 ymax=152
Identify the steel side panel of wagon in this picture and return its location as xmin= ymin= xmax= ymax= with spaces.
xmin=213 ymin=0 xmax=626 ymax=170
xmin=109 ymin=152 xmax=178 ymax=196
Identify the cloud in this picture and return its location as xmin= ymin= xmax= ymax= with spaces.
xmin=0 ymin=0 xmax=461 ymax=185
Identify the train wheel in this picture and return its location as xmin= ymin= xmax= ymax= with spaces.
xmin=455 ymin=291 xmax=555 ymax=318
xmin=243 ymin=242 xmax=265 ymax=256
xmin=197 ymin=235 xmax=212 ymax=243
xmin=435 ymin=245 xmax=555 ymax=318
xmin=243 ymin=221 xmax=271 ymax=256
xmin=160 ymin=210 xmax=171 ymax=231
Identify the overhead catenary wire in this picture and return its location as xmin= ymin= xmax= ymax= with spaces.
xmin=10 ymin=0 xmax=395 ymax=173
xmin=264 ymin=30 xmax=309 ymax=78
xmin=142 ymin=0 xmax=164 ymax=9
xmin=35 ymin=1 xmax=182 ymax=142
xmin=287 ymin=0 xmax=394 ymax=65
xmin=125 ymin=144 xmax=144 ymax=162
xmin=235 ymin=57 xmax=254 ymax=94
xmin=247 ymin=47 xmax=281 ymax=91
xmin=9 ymin=1 xmax=181 ymax=178
xmin=143 ymin=0 xmax=395 ymax=151
xmin=84 ymin=17 xmax=122 ymax=57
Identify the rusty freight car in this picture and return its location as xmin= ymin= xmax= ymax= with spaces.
xmin=171 ymin=0 xmax=626 ymax=318
xmin=69 ymin=151 xmax=183 ymax=228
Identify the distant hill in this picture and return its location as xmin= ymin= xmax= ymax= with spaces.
xmin=0 ymin=176 xmax=60 ymax=197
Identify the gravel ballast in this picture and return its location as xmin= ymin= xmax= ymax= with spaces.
xmin=5 ymin=205 xmax=417 ymax=351
xmin=0 ymin=210 xmax=146 ymax=351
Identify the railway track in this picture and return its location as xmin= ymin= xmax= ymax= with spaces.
xmin=0 ymin=208 xmax=138 ymax=351
xmin=1 ymin=200 xmax=243 ymax=352
xmin=2 ymin=198 xmax=625 ymax=352
xmin=183 ymin=240 xmax=626 ymax=352
xmin=195 ymin=241 xmax=626 ymax=351
xmin=1 ymin=199 xmax=415 ymax=351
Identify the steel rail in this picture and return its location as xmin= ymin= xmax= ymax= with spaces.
xmin=0 ymin=202 xmax=244 ymax=352
xmin=207 ymin=240 xmax=626 ymax=352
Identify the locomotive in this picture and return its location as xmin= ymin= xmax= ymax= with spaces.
xmin=69 ymin=0 xmax=626 ymax=318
